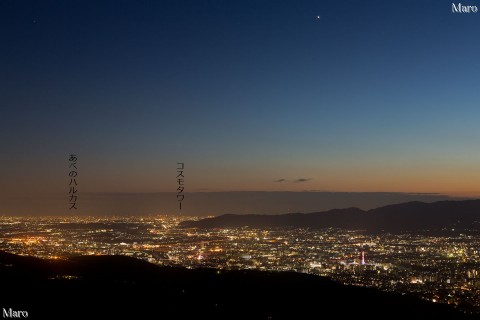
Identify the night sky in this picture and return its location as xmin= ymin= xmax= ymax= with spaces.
xmin=1 ymin=1 xmax=480 ymax=214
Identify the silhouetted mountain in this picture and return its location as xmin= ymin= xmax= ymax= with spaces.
xmin=0 ymin=251 xmax=474 ymax=319
xmin=179 ymin=200 xmax=480 ymax=232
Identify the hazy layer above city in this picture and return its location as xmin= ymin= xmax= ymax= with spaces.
xmin=0 ymin=191 xmax=465 ymax=216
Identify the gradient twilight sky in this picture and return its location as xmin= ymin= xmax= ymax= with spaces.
xmin=1 ymin=0 xmax=480 ymax=199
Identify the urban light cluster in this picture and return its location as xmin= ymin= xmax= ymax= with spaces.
xmin=0 ymin=215 xmax=479 ymax=314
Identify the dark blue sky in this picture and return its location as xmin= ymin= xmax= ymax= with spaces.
xmin=1 ymin=0 xmax=480 ymax=199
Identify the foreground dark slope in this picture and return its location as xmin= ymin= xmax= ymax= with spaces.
xmin=0 ymin=251 xmax=474 ymax=320
xmin=180 ymin=200 xmax=480 ymax=232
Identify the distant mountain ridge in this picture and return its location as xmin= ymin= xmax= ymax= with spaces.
xmin=179 ymin=200 xmax=480 ymax=232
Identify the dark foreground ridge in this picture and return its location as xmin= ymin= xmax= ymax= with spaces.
xmin=0 ymin=251 xmax=474 ymax=320
xmin=180 ymin=199 xmax=480 ymax=232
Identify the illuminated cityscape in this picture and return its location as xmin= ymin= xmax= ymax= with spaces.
xmin=2 ymin=0 xmax=480 ymax=318
xmin=1 ymin=215 xmax=479 ymax=315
